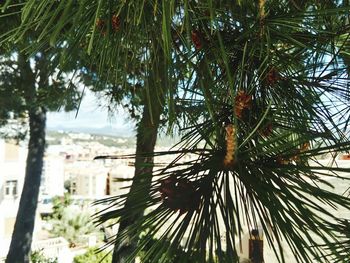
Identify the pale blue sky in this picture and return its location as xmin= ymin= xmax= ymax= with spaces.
xmin=47 ymin=89 xmax=135 ymax=135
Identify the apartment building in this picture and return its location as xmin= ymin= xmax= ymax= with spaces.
xmin=0 ymin=139 xmax=27 ymax=258
xmin=66 ymin=161 xmax=109 ymax=198
xmin=40 ymin=155 xmax=65 ymax=197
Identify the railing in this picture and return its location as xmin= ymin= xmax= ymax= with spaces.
xmin=31 ymin=237 xmax=69 ymax=260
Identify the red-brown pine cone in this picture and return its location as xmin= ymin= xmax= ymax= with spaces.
xmin=191 ymin=30 xmax=202 ymax=49
xmin=96 ymin=18 xmax=106 ymax=35
xmin=300 ymin=142 xmax=310 ymax=152
xmin=234 ymin=91 xmax=252 ymax=119
xmin=260 ymin=123 xmax=273 ymax=137
xmin=159 ymin=177 xmax=201 ymax=214
xmin=266 ymin=68 xmax=280 ymax=86
xmin=112 ymin=14 xmax=121 ymax=32
xmin=159 ymin=176 xmax=177 ymax=200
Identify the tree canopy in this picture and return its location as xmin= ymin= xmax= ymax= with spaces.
xmin=0 ymin=2 xmax=81 ymax=135
xmin=0 ymin=3 xmax=82 ymax=262
xmin=3 ymin=0 xmax=350 ymax=262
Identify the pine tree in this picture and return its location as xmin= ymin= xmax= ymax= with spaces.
xmin=0 ymin=3 xmax=80 ymax=262
xmin=5 ymin=0 xmax=350 ymax=262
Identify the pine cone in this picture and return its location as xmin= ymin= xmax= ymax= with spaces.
xmin=234 ymin=90 xmax=252 ymax=119
xmin=112 ymin=14 xmax=121 ymax=32
xmin=266 ymin=68 xmax=280 ymax=86
xmin=191 ymin=30 xmax=202 ymax=49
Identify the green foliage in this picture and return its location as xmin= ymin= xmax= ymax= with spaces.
xmin=30 ymin=250 xmax=58 ymax=263
xmin=64 ymin=180 xmax=71 ymax=193
xmin=137 ymin=233 xmax=203 ymax=263
xmin=5 ymin=0 xmax=350 ymax=262
xmin=73 ymin=247 xmax=112 ymax=263
xmin=49 ymin=195 xmax=102 ymax=247
xmin=85 ymin=1 xmax=350 ymax=262
xmin=0 ymin=2 xmax=82 ymax=139
xmin=50 ymin=206 xmax=96 ymax=246
xmin=51 ymin=193 xmax=72 ymax=220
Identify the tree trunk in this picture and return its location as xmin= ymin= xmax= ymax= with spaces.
xmin=6 ymin=106 xmax=46 ymax=263
xmin=112 ymin=97 xmax=164 ymax=263
xmin=111 ymin=29 xmax=167 ymax=262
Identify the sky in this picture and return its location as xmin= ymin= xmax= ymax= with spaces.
xmin=46 ymin=89 xmax=135 ymax=136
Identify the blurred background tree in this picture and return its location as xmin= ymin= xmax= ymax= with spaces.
xmin=50 ymin=207 xmax=96 ymax=247
xmin=30 ymin=250 xmax=58 ymax=263
xmin=0 ymin=2 xmax=81 ymax=262
xmin=73 ymin=247 xmax=112 ymax=263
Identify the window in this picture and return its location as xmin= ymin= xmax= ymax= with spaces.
xmin=5 ymin=180 xmax=18 ymax=197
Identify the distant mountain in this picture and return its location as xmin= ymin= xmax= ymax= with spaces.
xmin=47 ymin=125 xmax=135 ymax=137
xmin=47 ymin=126 xmax=181 ymax=148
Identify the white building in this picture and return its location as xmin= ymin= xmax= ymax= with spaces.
xmin=0 ymin=139 xmax=59 ymax=260
xmin=109 ymin=162 xmax=134 ymax=196
xmin=40 ymin=155 xmax=65 ymax=197
xmin=0 ymin=139 xmax=27 ymax=259
xmin=67 ymin=161 xmax=109 ymax=198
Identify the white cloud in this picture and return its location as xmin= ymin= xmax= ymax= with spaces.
xmin=47 ymin=89 xmax=134 ymax=132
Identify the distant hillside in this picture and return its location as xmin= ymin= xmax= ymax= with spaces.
xmin=46 ymin=130 xmax=135 ymax=147
xmin=47 ymin=125 xmax=135 ymax=137
xmin=46 ymin=130 xmax=180 ymax=148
